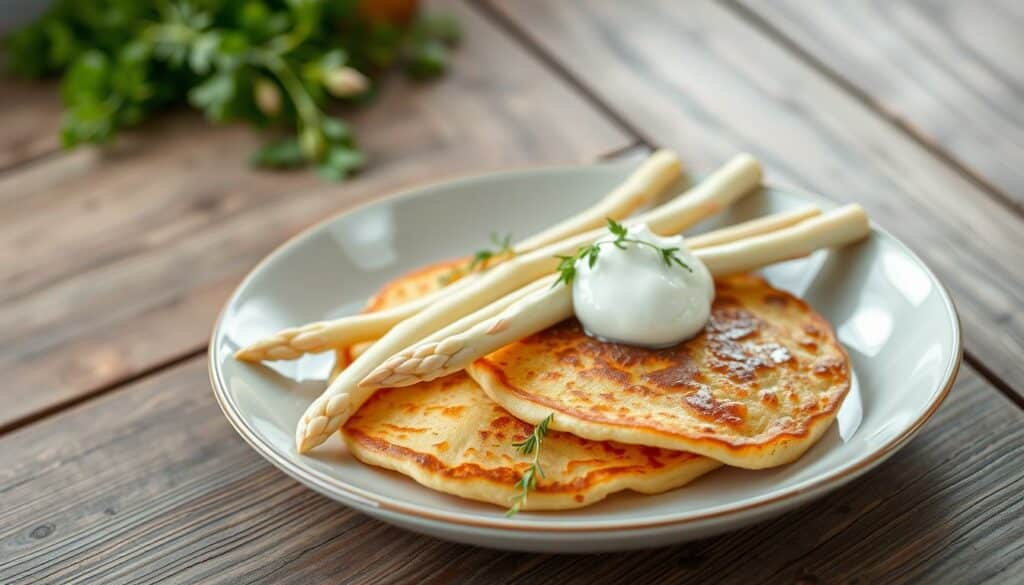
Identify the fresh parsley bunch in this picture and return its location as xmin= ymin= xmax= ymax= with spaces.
xmin=4 ymin=0 xmax=461 ymax=180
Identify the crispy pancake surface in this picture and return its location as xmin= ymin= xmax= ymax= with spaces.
xmin=469 ymin=275 xmax=851 ymax=469
xmin=340 ymin=261 xmax=720 ymax=510
xmin=344 ymin=372 xmax=720 ymax=510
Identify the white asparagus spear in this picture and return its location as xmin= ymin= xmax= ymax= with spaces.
xmin=360 ymin=204 xmax=869 ymax=388
xmin=698 ymin=203 xmax=868 ymax=276
xmin=295 ymin=154 xmax=762 ymax=452
xmin=685 ymin=206 xmax=820 ymax=249
xmin=235 ymin=150 xmax=682 ymax=363
xmin=234 ymin=276 xmax=473 ymax=362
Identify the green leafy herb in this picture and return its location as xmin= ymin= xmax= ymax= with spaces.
xmin=470 ymin=233 xmax=513 ymax=271
xmin=554 ymin=218 xmax=692 ymax=287
xmin=404 ymin=14 xmax=461 ymax=80
xmin=506 ymin=413 xmax=554 ymax=517
xmin=249 ymin=137 xmax=304 ymax=169
xmin=4 ymin=0 xmax=462 ymax=180
xmin=440 ymin=232 xmax=514 ymax=285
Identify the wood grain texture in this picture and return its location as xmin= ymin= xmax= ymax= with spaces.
xmin=0 ymin=0 xmax=631 ymax=430
xmin=485 ymin=0 xmax=1024 ymax=398
xmin=3 ymin=4 xmax=1020 ymax=583
xmin=0 ymin=80 xmax=62 ymax=171
xmin=735 ymin=0 xmax=1024 ymax=208
xmin=0 ymin=357 xmax=1020 ymax=584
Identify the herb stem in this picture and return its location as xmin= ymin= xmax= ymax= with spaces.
xmin=506 ymin=413 xmax=554 ymax=516
xmin=255 ymin=52 xmax=320 ymax=123
xmin=553 ymin=218 xmax=692 ymax=288
xmin=269 ymin=21 xmax=313 ymax=56
xmin=603 ymin=236 xmax=676 ymax=258
xmin=440 ymin=233 xmax=514 ymax=285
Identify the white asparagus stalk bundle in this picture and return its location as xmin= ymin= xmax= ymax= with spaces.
xmin=361 ymin=204 xmax=869 ymax=388
xmin=261 ymin=207 xmax=818 ymax=363
xmin=362 ymin=206 xmax=821 ymax=387
xmin=235 ymin=150 xmax=682 ymax=363
xmin=343 ymin=207 xmax=818 ymax=383
xmin=294 ymin=154 xmax=763 ymax=452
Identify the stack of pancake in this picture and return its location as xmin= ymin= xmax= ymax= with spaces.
xmin=341 ymin=260 xmax=851 ymax=511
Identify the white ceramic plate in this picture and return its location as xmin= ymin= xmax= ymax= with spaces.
xmin=209 ymin=160 xmax=960 ymax=552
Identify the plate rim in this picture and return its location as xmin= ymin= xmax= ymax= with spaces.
xmin=208 ymin=161 xmax=962 ymax=533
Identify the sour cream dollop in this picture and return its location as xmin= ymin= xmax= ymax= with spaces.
xmin=572 ymin=223 xmax=714 ymax=348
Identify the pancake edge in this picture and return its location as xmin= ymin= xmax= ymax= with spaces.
xmin=340 ymin=428 xmax=722 ymax=511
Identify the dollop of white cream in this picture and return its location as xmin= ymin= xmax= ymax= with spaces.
xmin=572 ymin=223 xmax=714 ymax=348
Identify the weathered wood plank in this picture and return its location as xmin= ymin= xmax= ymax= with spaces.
xmin=484 ymin=0 xmax=1024 ymax=398
xmin=0 ymin=0 xmax=631 ymax=430
xmin=736 ymin=0 xmax=1024 ymax=208
xmin=0 ymin=80 xmax=62 ymax=171
xmin=0 ymin=358 xmax=1020 ymax=584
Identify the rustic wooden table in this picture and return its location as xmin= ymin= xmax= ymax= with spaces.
xmin=2 ymin=1 xmax=1022 ymax=583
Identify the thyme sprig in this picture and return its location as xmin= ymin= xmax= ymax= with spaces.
xmin=506 ymin=413 xmax=554 ymax=517
xmin=440 ymin=232 xmax=514 ymax=285
xmin=553 ymin=218 xmax=691 ymax=287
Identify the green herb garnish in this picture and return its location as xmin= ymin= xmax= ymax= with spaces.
xmin=4 ymin=1 xmax=461 ymax=180
xmin=554 ymin=218 xmax=691 ymax=287
xmin=440 ymin=232 xmax=514 ymax=284
xmin=506 ymin=413 xmax=554 ymax=517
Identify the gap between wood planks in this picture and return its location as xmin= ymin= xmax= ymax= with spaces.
xmin=720 ymin=0 xmax=1024 ymax=217
xmin=965 ymin=350 xmax=1024 ymax=411
xmin=469 ymin=0 xmax=1024 ymax=413
xmin=0 ymin=147 xmax=69 ymax=179
xmin=0 ymin=347 xmax=207 ymax=436
xmin=464 ymin=1 xmax=659 ymax=150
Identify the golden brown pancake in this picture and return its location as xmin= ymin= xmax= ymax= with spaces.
xmin=468 ymin=274 xmax=851 ymax=469
xmin=344 ymin=371 xmax=719 ymax=510
xmin=340 ymin=261 xmax=720 ymax=510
